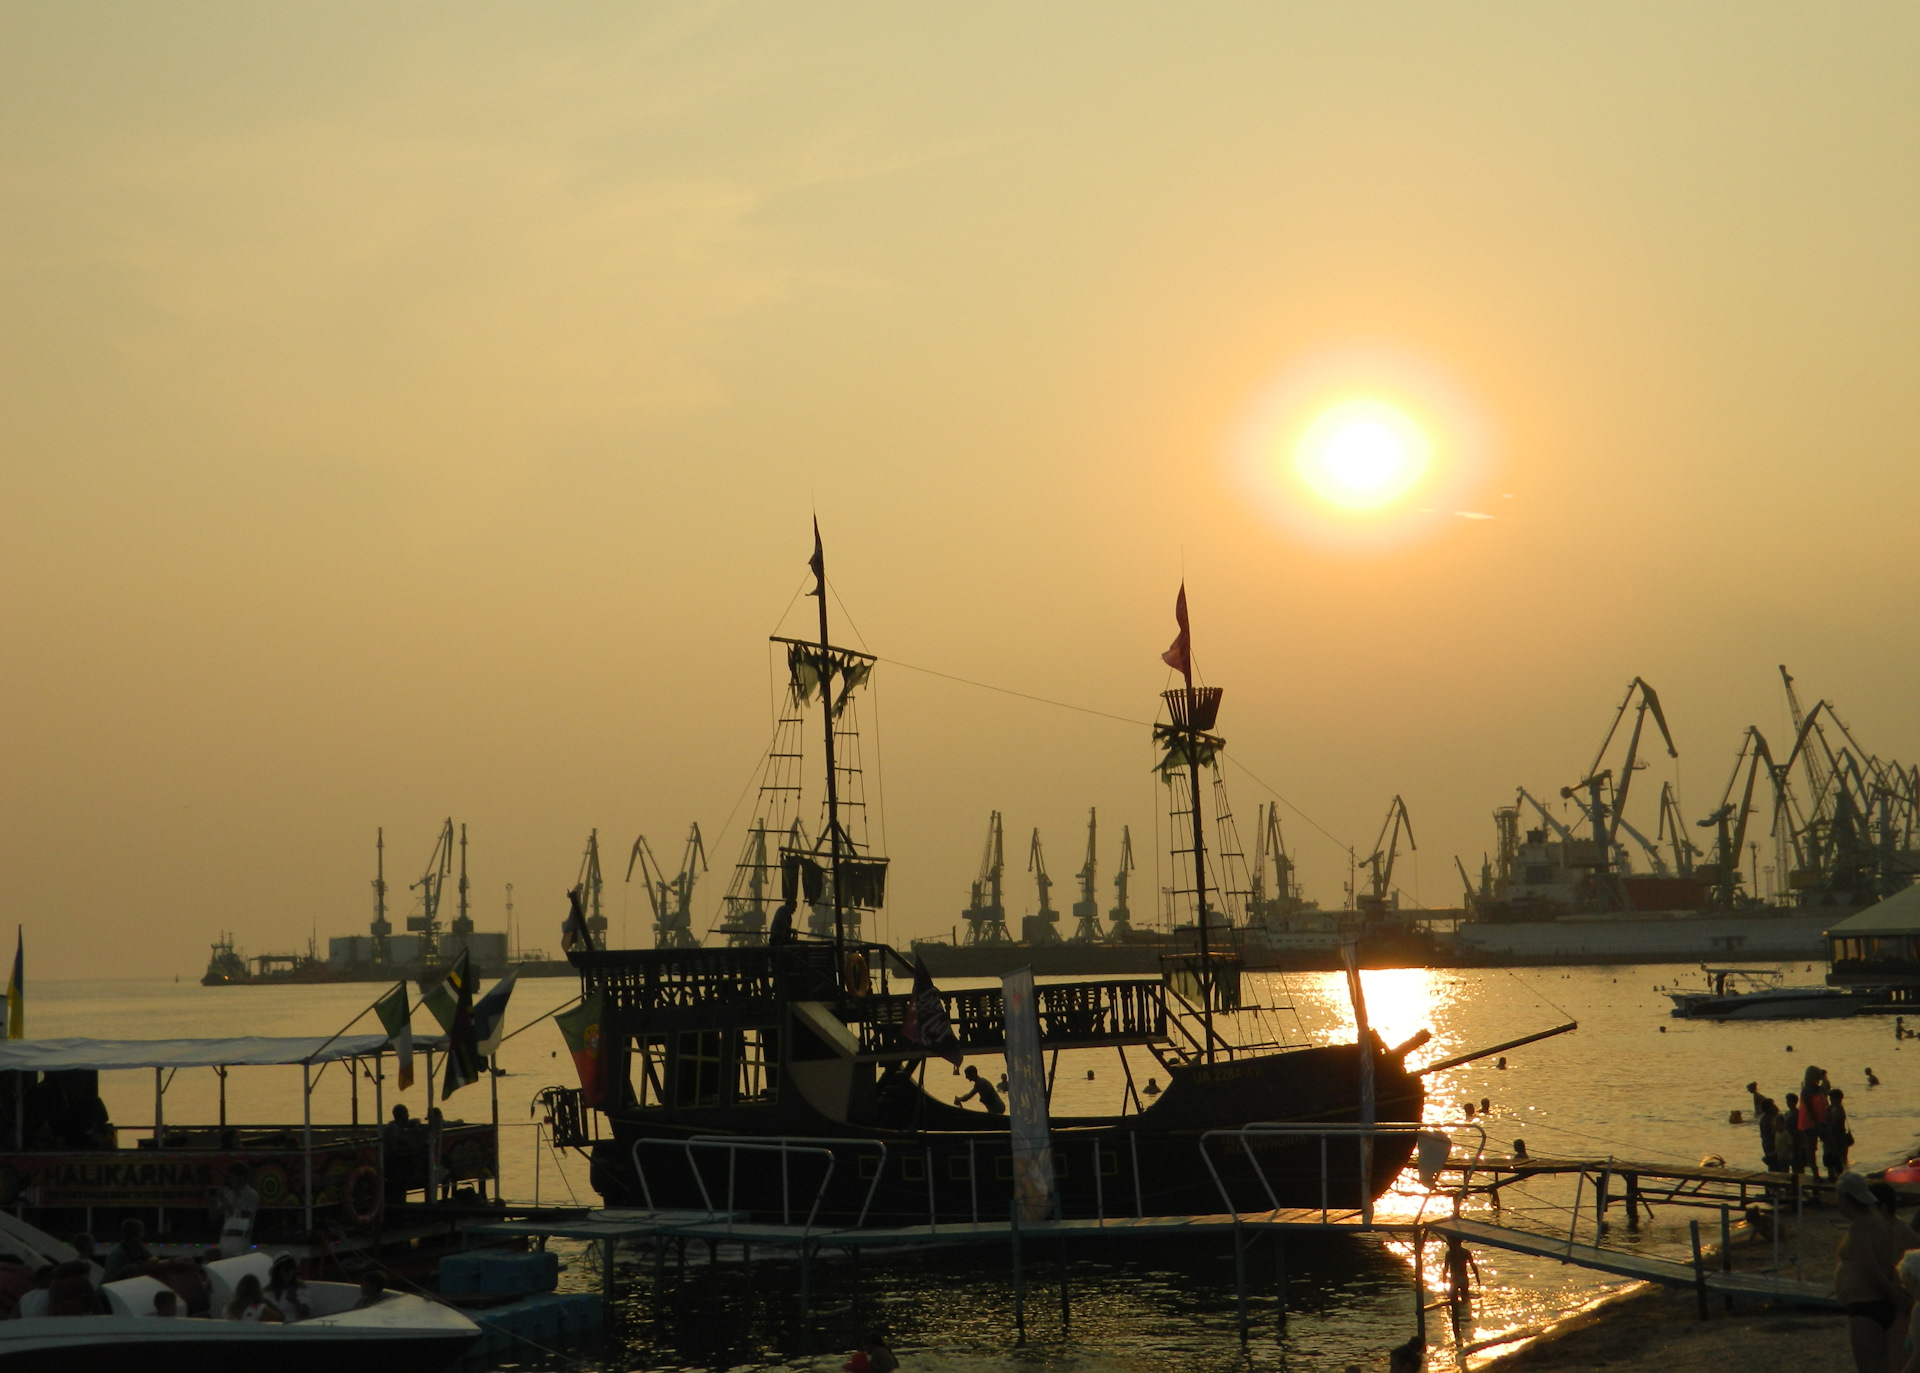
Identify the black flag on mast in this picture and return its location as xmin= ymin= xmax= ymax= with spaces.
xmin=808 ymin=520 xmax=825 ymax=595
xmin=903 ymin=957 xmax=963 ymax=1065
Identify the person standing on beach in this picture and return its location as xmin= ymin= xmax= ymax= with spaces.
xmin=1779 ymin=1093 xmax=1805 ymax=1178
xmin=1826 ymin=1088 xmax=1854 ymax=1180
xmin=1802 ymin=1067 xmax=1832 ymax=1182
xmin=1756 ymin=1095 xmax=1782 ymax=1172
xmin=1834 ymin=1172 xmax=1914 ymax=1373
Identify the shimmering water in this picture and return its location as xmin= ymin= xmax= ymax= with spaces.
xmin=29 ymin=964 xmax=1911 ymax=1370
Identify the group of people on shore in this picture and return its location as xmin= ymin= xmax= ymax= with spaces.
xmin=1748 ymin=1065 xmax=1853 ymax=1179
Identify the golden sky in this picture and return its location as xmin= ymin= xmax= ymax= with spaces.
xmin=4 ymin=5 xmax=1919 ymax=976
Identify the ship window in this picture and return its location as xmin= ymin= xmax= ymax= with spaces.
xmin=675 ymin=1030 xmax=725 ymax=1108
xmin=947 ymin=1154 xmax=973 ymax=1181
xmin=1053 ymin=1155 xmax=1069 ymax=1179
xmin=736 ymin=1027 xmax=780 ymax=1105
xmin=994 ymin=1155 xmax=1014 ymax=1182
xmin=858 ymin=1154 xmax=880 ymax=1181
xmin=628 ymin=1035 xmax=668 ymax=1111
xmin=901 ymin=1155 xmax=926 ymax=1183
xmin=1097 ymin=1146 xmax=1119 ymax=1178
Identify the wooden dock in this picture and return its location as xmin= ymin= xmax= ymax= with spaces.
xmin=1427 ymin=1215 xmax=1837 ymax=1310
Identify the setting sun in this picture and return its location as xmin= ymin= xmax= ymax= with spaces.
xmin=1293 ymin=399 xmax=1432 ymax=511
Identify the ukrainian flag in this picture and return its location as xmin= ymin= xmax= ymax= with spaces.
xmin=4 ymin=929 xmax=20 ymax=1039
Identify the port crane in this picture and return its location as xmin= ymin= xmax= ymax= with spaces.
xmin=570 ymin=829 xmax=609 ymax=948
xmin=1559 ymin=677 xmax=1677 ymax=903
xmin=1657 ymin=782 xmax=1699 ymax=878
xmin=1108 ymin=825 xmax=1136 ymax=938
xmin=369 ymin=827 xmax=391 ymax=964
xmin=1249 ymin=803 xmax=1301 ymax=927
xmin=1024 ymin=828 xmax=1062 ymax=944
xmin=406 ymin=818 xmax=456 ymax=962
xmin=628 ymin=824 xmax=705 ymax=950
xmin=1776 ymin=667 xmax=1920 ymax=902
xmin=1070 ymin=809 xmax=1105 ymax=943
xmin=960 ymin=812 xmax=1011 ymax=945
xmin=1697 ymin=726 xmax=1781 ymax=910
xmin=1356 ymin=796 xmax=1415 ymax=919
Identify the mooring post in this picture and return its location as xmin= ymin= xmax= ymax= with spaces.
xmin=1059 ymin=1237 xmax=1070 ymax=1334
xmin=1595 ymin=1165 xmax=1611 ymax=1233
xmin=1233 ymin=1215 xmax=1248 ymax=1346
xmin=1413 ymin=1225 xmax=1426 ymax=1343
xmin=1274 ymin=1232 xmax=1287 ymax=1330
xmin=1689 ymin=1220 xmax=1708 ymax=1321
xmin=1011 ymin=1204 xmax=1026 ymax=1346
xmin=800 ymin=1240 xmax=813 ymax=1340
xmin=1625 ymin=1173 xmax=1641 ymax=1232
xmin=1720 ymin=1206 xmax=1733 ymax=1311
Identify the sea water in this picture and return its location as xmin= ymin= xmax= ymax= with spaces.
xmin=27 ymin=964 xmax=1910 ymax=1370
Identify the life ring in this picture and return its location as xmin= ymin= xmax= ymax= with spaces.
xmin=1884 ymin=1164 xmax=1920 ymax=1186
xmin=343 ymin=1165 xmax=381 ymax=1225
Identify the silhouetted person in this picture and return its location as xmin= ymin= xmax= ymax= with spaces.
xmin=954 ymin=1064 xmax=1004 ymax=1114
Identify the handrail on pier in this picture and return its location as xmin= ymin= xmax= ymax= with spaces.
xmin=631 ymin=1135 xmax=892 ymax=1237
xmin=1199 ymin=1121 xmax=1488 ymax=1229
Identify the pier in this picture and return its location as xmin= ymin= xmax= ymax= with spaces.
xmin=463 ymin=1126 xmax=1841 ymax=1351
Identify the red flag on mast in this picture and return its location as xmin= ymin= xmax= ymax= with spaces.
xmin=1161 ymin=583 xmax=1192 ymax=683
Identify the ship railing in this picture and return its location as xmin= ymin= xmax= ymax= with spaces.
xmin=849 ymin=979 xmax=1167 ymax=1057
xmin=584 ymin=940 xmax=911 ymax=1012
xmin=1199 ymin=1121 xmax=1488 ymax=1229
xmin=631 ymin=1135 xmax=889 ymax=1236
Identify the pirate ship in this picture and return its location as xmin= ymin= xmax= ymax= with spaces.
xmin=542 ymin=529 xmax=1433 ymax=1226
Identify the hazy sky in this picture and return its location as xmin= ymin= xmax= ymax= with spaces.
xmin=5 ymin=5 xmax=1919 ymax=978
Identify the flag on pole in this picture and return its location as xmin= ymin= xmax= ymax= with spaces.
xmin=555 ymin=989 xmax=609 ymax=1106
xmin=473 ymin=966 xmax=520 ymax=1058
xmin=5 ymin=928 xmax=23 ymax=1039
xmin=808 ymin=518 xmax=826 ymax=595
xmin=560 ymin=887 xmax=594 ymax=955
xmin=373 ymin=982 xmax=414 ymax=1091
xmin=901 ymin=957 xmax=963 ymax=1066
xmin=1160 ymin=583 xmax=1191 ymax=683
xmin=421 ymin=949 xmax=472 ymax=1035
xmin=440 ymin=964 xmax=483 ymax=1100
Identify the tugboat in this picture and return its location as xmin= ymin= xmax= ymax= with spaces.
xmin=545 ymin=531 xmax=1433 ymax=1226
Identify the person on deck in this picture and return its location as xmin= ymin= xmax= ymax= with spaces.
xmin=215 ymin=1163 xmax=259 ymax=1258
xmin=265 ymin=1254 xmax=311 ymax=1321
xmin=225 ymin=1273 xmax=279 ymax=1323
xmin=103 ymin=1219 xmax=150 ymax=1281
xmin=767 ymin=900 xmax=796 ymax=947
xmin=953 ymin=1065 xmax=1005 ymax=1115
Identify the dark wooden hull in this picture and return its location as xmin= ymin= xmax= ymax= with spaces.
xmin=589 ymin=1040 xmax=1422 ymax=1226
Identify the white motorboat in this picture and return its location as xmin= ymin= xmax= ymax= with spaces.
xmin=0 ymin=1247 xmax=481 ymax=1372
xmin=1663 ymin=966 xmax=1873 ymax=1020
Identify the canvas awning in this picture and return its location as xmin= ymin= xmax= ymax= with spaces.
xmin=0 ymin=1034 xmax=397 ymax=1072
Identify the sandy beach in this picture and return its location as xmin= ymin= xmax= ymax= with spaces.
xmin=1482 ymin=1201 xmax=1868 ymax=1372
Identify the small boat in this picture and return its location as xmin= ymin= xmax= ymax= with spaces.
xmin=1664 ymin=966 xmax=1873 ymax=1020
xmin=0 ymin=1236 xmax=481 ymax=1373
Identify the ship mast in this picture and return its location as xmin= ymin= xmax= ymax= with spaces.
xmin=1158 ymin=585 xmax=1224 ymax=1062
xmin=808 ymin=522 xmax=847 ymax=962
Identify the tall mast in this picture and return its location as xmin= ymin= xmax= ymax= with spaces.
xmin=371 ymin=827 xmax=389 ymax=964
xmin=809 ymin=521 xmax=846 ymax=962
xmin=1160 ymin=584 xmax=1220 ymax=1062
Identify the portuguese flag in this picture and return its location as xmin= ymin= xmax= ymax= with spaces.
xmin=555 ymin=989 xmax=608 ymax=1107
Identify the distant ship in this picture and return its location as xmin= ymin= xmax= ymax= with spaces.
xmin=1450 ymin=669 xmax=1911 ymax=964
xmin=201 ymin=823 xmax=578 ymax=986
